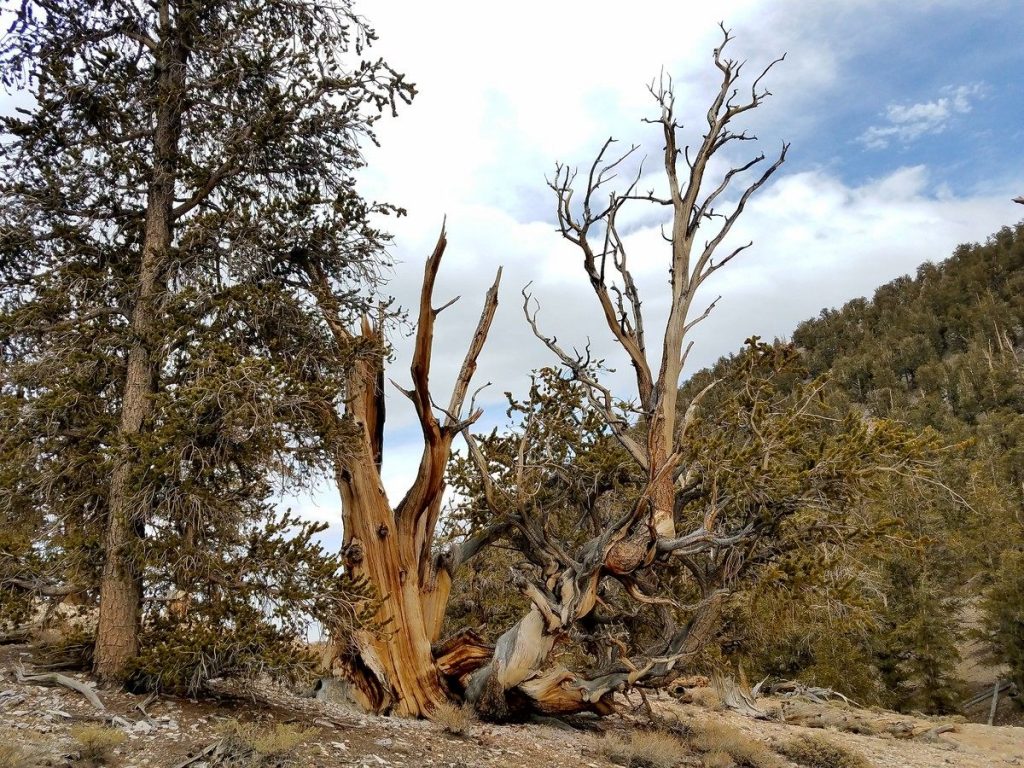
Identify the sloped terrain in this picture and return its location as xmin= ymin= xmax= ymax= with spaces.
xmin=2 ymin=644 xmax=1022 ymax=768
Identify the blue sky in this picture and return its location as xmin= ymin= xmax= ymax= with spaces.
xmin=782 ymin=2 xmax=1023 ymax=191
xmin=281 ymin=0 xmax=1023 ymax=549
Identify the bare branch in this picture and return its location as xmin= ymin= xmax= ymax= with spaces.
xmin=522 ymin=287 xmax=649 ymax=471
xmin=434 ymin=294 xmax=461 ymax=315
xmin=682 ymin=295 xmax=721 ymax=336
xmin=693 ymin=154 xmax=765 ymax=230
xmin=16 ymin=665 xmax=106 ymax=711
xmin=547 ymin=143 xmax=656 ymax=410
xmin=694 ymin=142 xmax=788 ymax=289
xmin=445 ymin=268 xmax=502 ymax=430
xmin=3 ymin=577 xmax=91 ymax=597
xmin=676 ymin=378 xmax=719 ymax=447
xmin=656 ymin=524 xmax=754 ymax=556
xmin=171 ymin=156 xmax=241 ymax=219
xmin=619 ymin=576 xmax=680 ymax=608
xmin=460 ymin=428 xmax=501 ymax=515
xmin=406 ymin=223 xmax=449 ymax=441
xmin=441 ymin=518 xmax=515 ymax=573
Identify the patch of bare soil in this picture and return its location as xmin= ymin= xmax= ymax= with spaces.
xmin=0 ymin=643 xmax=611 ymax=768
xmin=2 ymin=643 xmax=1022 ymax=768
xmin=956 ymin=602 xmax=1021 ymax=727
xmin=646 ymin=694 xmax=1024 ymax=768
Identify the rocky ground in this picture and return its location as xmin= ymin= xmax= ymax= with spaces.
xmin=1 ymin=643 xmax=1022 ymax=768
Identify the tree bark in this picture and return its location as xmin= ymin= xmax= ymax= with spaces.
xmin=333 ymin=456 xmax=451 ymax=717
xmin=320 ymin=233 xmax=502 ymax=717
xmin=94 ymin=9 xmax=187 ymax=683
xmin=466 ymin=584 xmax=723 ymax=721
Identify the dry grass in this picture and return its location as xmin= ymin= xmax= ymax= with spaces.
xmin=599 ymin=729 xmax=690 ymax=768
xmin=686 ymin=686 xmax=725 ymax=711
xmin=70 ymin=724 xmax=126 ymax=766
xmin=217 ymin=720 xmax=318 ymax=766
xmin=777 ymin=734 xmax=872 ymax=768
xmin=701 ymin=751 xmax=736 ymax=768
xmin=431 ymin=701 xmax=476 ymax=736
xmin=0 ymin=732 xmax=42 ymax=768
xmin=688 ymin=720 xmax=784 ymax=768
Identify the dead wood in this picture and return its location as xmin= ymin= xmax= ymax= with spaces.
xmin=170 ymin=742 xmax=218 ymax=768
xmin=15 ymin=664 xmax=106 ymax=711
xmin=0 ymin=627 xmax=32 ymax=645
xmin=713 ymin=674 xmax=767 ymax=719
xmin=433 ymin=629 xmax=494 ymax=686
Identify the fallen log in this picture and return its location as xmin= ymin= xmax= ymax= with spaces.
xmin=170 ymin=742 xmax=218 ymax=768
xmin=15 ymin=664 xmax=106 ymax=711
xmin=713 ymin=674 xmax=767 ymax=719
xmin=962 ymin=680 xmax=1012 ymax=709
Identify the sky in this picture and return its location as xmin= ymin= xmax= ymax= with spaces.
xmin=8 ymin=1 xmax=1019 ymax=544
xmin=283 ymin=0 xmax=1024 ymax=548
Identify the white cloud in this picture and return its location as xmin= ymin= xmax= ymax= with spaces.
xmin=271 ymin=1 xmax=1019 ymax=534
xmin=858 ymin=83 xmax=986 ymax=149
xmin=283 ymin=161 xmax=1020 ymax=535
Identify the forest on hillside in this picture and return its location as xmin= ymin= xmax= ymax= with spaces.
xmin=0 ymin=0 xmax=1021 ymax=747
xmin=690 ymin=222 xmax=1024 ymax=712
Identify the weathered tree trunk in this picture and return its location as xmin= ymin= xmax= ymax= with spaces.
xmin=318 ymin=231 xmax=501 ymax=717
xmin=334 ymin=455 xmax=450 ymax=716
xmin=95 ymin=14 xmax=187 ymax=683
xmin=466 ymin=582 xmax=724 ymax=721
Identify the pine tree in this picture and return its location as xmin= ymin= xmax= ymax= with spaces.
xmin=0 ymin=0 xmax=412 ymax=683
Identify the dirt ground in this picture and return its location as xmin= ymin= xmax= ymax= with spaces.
xmin=1 ymin=643 xmax=1022 ymax=768
xmin=956 ymin=603 xmax=1022 ymax=728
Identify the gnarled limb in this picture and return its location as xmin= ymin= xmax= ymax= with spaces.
xmin=2 ymin=577 xmax=91 ymax=597
xmin=394 ymin=224 xmax=502 ymax=574
xmin=433 ymin=629 xmax=494 ymax=689
xmin=465 ymin=585 xmax=725 ymax=720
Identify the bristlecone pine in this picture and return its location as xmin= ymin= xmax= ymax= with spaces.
xmin=314 ymin=28 xmax=937 ymax=721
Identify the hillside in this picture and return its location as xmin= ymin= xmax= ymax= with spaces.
xmin=680 ymin=222 xmax=1024 ymax=719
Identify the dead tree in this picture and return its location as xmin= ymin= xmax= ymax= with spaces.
xmin=307 ymin=227 xmax=503 ymax=717
xmin=455 ymin=27 xmax=791 ymax=719
xmin=314 ymin=29 xmax=926 ymax=721
xmin=302 ymin=27 xmax=787 ymax=720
